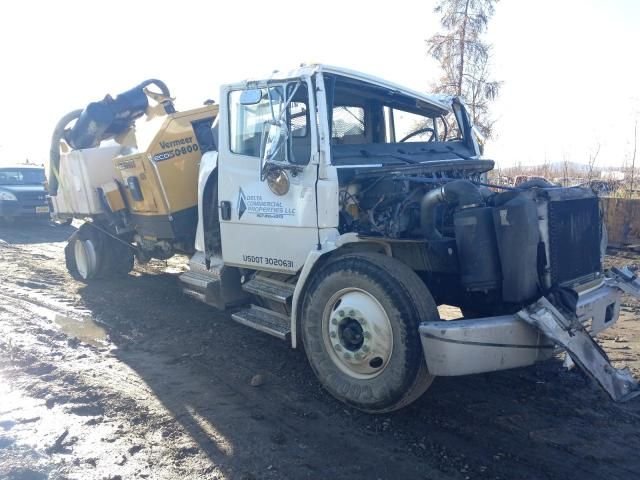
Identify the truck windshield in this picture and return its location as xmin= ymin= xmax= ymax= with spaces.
xmin=326 ymin=74 xmax=474 ymax=168
xmin=0 ymin=168 xmax=46 ymax=185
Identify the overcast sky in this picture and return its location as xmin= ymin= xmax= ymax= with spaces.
xmin=0 ymin=0 xmax=637 ymax=169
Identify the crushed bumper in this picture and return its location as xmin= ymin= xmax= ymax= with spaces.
xmin=420 ymin=283 xmax=622 ymax=377
xmin=420 ymin=266 xmax=640 ymax=402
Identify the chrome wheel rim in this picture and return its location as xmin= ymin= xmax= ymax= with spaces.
xmin=322 ymin=288 xmax=393 ymax=379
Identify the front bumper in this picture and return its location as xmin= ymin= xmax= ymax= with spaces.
xmin=420 ymin=282 xmax=622 ymax=377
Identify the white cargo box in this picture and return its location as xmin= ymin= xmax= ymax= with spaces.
xmin=51 ymin=145 xmax=122 ymax=216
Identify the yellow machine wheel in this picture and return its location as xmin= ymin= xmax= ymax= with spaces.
xmin=65 ymin=224 xmax=134 ymax=282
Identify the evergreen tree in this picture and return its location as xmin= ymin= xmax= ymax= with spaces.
xmin=428 ymin=0 xmax=501 ymax=138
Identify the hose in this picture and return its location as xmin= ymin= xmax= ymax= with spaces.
xmin=49 ymin=109 xmax=83 ymax=195
xmin=137 ymin=79 xmax=171 ymax=98
xmin=50 ymin=80 xmax=171 ymax=195
xmin=420 ymin=180 xmax=484 ymax=240
xmin=136 ymin=79 xmax=174 ymax=114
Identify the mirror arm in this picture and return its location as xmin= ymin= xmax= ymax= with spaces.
xmin=261 ymin=160 xmax=303 ymax=182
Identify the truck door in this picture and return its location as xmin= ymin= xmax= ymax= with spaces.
xmin=217 ymin=80 xmax=319 ymax=273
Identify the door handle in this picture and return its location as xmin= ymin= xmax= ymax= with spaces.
xmin=220 ymin=201 xmax=231 ymax=220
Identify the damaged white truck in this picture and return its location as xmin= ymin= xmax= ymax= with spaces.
xmin=50 ymin=65 xmax=640 ymax=412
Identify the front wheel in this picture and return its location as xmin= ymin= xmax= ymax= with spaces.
xmin=302 ymin=252 xmax=440 ymax=413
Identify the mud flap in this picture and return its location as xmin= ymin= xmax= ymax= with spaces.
xmin=517 ymin=295 xmax=640 ymax=402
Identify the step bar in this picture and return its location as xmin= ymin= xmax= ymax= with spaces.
xmin=231 ymin=305 xmax=291 ymax=340
xmin=241 ymin=275 xmax=295 ymax=304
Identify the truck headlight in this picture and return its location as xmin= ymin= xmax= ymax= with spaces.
xmin=0 ymin=191 xmax=17 ymax=201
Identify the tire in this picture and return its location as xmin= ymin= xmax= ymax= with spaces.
xmin=301 ymin=252 xmax=439 ymax=413
xmin=102 ymin=232 xmax=135 ymax=276
xmin=65 ymin=223 xmax=134 ymax=282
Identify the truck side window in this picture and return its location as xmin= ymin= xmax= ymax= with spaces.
xmin=229 ymin=85 xmax=312 ymax=165
xmin=287 ymin=84 xmax=311 ymax=165
xmin=229 ymin=87 xmax=283 ymax=157
xmin=289 ymin=102 xmax=308 ymax=137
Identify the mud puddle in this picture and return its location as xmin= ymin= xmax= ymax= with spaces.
xmin=53 ymin=314 xmax=109 ymax=348
xmin=0 ymin=287 xmax=110 ymax=348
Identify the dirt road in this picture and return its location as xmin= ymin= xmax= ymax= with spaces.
xmin=1 ymin=221 xmax=640 ymax=480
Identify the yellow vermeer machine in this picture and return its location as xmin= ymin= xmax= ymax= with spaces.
xmin=49 ymin=80 xmax=218 ymax=277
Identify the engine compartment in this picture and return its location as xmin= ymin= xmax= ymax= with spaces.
xmin=337 ymin=159 xmax=494 ymax=239
xmin=337 ymin=165 xmax=604 ymax=313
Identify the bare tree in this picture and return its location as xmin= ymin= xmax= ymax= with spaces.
xmin=587 ymin=142 xmax=600 ymax=182
xmin=427 ymin=0 xmax=501 ymax=138
xmin=563 ymin=155 xmax=570 ymax=187
xmin=630 ymin=120 xmax=637 ymax=197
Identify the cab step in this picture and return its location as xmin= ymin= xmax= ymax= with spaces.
xmin=179 ymin=252 xmax=249 ymax=310
xmin=231 ymin=305 xmax=291 ymax=340
xmin=242 ymin=275 xmax=295 ymax=304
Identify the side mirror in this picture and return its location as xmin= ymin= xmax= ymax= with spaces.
xmin=239 ymin=89 xmax=262 ymax=105
xmin=259 ymin=121 xmax=286 ymax=180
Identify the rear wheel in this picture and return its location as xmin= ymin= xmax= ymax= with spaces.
xmin=302 ymin=252 xmax=439 ymax=413
xmin=65 ymin=223 xmax=134 ymax=282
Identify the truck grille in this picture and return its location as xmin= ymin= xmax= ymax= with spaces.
xmin=548 ymin=197 xmax=601 ymax=285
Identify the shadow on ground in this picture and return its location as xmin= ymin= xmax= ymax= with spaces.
xmin=71 ymin=268 xmax=640 ymax=480
xmin=0 ymin=220 xmax=75 ymax=244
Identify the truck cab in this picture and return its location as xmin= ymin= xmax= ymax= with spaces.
xmin=194 ymin=65 xmax=486 ymax=272
xmin=181 ymin=65 xmax=640 ymax=410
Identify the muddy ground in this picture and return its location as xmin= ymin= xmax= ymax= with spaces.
xmin=0 ymin=221 xmax=639 ymax=480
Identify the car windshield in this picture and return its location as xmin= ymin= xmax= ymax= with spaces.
xmin=0 ymin=168 xmax=46 ymax=185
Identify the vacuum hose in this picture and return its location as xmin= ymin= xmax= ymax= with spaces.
xmin=420 ymin=180 xmax=484 ymax=240
xmin=49 ymin=109 xmax=83 ymax=195
xmin=49 ymin=79 xmax=172 ymax=195
xmin=65 ymin=79 xmax=173 ymax=150
xmin=137 ymin=78 xmax=171 ymax=98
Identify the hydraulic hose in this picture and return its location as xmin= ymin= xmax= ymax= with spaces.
xmin=420 ymin=179 xmax=484 ymax=240
xmin=137 ymin=79 xmax=170 ymax=97
xmin=49 ymin=109 xmax=83 ymax=195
